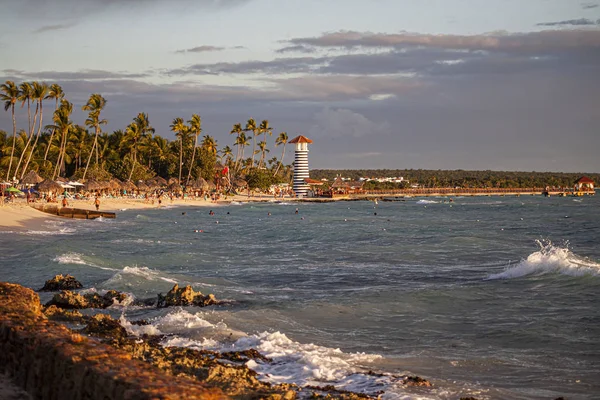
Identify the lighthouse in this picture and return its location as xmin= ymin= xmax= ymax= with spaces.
xmin=288 ymin=135 xmax=313 ymax=198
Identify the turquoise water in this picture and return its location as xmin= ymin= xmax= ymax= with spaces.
xmin=1 ymin=195 xmax=599 ymax=399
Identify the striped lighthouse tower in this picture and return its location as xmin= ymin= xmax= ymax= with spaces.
xmin=288 ymin=135 xmax=313 ymax=198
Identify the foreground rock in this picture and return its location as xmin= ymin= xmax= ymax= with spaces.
xmin=83 ymin=314 xmax=128 ymax=340
xmin=0 ymin=282 xmax=223 ymax=399
xmin=157 ymin=284 xmax=220 ymax=308
xmin=110 ymin=335 xmax=296 ymax=399
xmin=39 ymin=274 xmax=83 ymax=291
xmin=42 ymin=305 xmax=88 ymax=324
xmin=45 ymin=289 xmax=128 ymax=309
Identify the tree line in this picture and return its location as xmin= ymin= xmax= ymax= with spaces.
xmin=311 ymin=169 xmax=599 ymax=190
xmin=0 ymin=80 xmax=292 ymax=190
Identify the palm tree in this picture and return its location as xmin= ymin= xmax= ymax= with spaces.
xmin=235 ymin=132 xmax=250 ymax=172
xmin=170 ymin=117 xmax=188 ymax=183
xmin=0 ymin=80 xmax=19 ymax=180
xmin=126 ymin=113 xmax=155 ymax=181
xmin=201 ymin=135 xmax=218 ymax=157
xmin=274 ymin=131 xmax=288 ymax=176
xmin=21 ymin=82 xmax=49 ymax=178
xmin=257 ymin=120 xmax=272 ymax=168
xmin=43 ymin=84 xmax=64 ymax=161
xmin=245 ymin=118 xmax=258 ymax=169
xmin=47 ymin=99 xmax=74 ymax=179
xmin=13 ymin=82 xmax=36 ymax=179
xmin=229 ymin=123 xmax=243 ymax=172
xmin=82 ymin=93 xmax=107 ymax=180
xmin=257 ymin=141 xmax=269 ymax=169
xmin=220 ymin=145 xmax=233 ymax=164
xmin=186 ymin=114 xmax=202 ymax=185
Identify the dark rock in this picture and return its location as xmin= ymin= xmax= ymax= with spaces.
xmin=306 ymin=384 xmax=375 ymax=399
xmin=39 ymin=274 xmax=83 ymax=291
xmin=45 ymin=290 xmax=129 ymax=309
xmin=130 ymin=319 xmax=150 ymax=326
xmin=402 ymin=376 xmax=432 ymax=387
xmin=220 ymin=349 xmax=272 ymax=363
xmin=157 ymin=284 xmax=221 ymax=308
xmin=460 ymin=397 xmax=480 ymax=400
xmin=42 ymin=305 xmax=87 ymax=323
xmin=109 ymin=336 xmax=296 ymax=399
xmin=83 ymin=314 xmax=128 ymax=340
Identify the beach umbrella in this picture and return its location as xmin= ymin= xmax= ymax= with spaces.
xmin=232 ymin=179 xmax=247 ymax=189
xmin=189 ymin=177 xmax=209 ymax=190
xmin=96 ymin=181 xmax=111 ymax=190
xmin=21 ymin=170 xmax=44 ymax=185
xmin=55 ymin=176 xmax=68 ymax=183
xmin=136 ymin=181 xmax=150 ymax=192
xmin=153 ymin=176 xmax=168 ymax=186
xmin=84 ymin=180 xmax=100 ymax=191
xmin=167 ymin=182 xmax=181 ymax=192
xmin=108 ymin=178 xmax=122 ymax=190
xmin=167 ymin=177 xmax=179 ymax=185
xmin=122 ymin=180 xmax=137 ymax=191
xmin=37 ymin=179 xmax=64 ymax=193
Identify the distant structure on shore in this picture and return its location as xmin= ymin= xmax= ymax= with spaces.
xmin=289 ymin=135 xmax=313 ymax=198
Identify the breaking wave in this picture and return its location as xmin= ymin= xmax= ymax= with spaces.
xmin=487 ymin=240 xmax=600 ymax=279
xmin=103 ymin=266 xmax=178 ymax=286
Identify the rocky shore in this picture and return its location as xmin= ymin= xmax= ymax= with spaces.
xmin=0 ymin=276 xmax=458 ymax=400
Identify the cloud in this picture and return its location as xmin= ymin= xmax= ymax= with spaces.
xmin=5 ymin=69 xmax=150 ymax=81
xmin=176 ymin=45 xmax=225 ymax=53
xmin=278 ymin=30 xmax=600 ymax=54
xmin=581 ymin=2 xmax=599 ymax=9
xmin=175 ymin=45 xmax=245 ymax=54
xmin=537 ymin=18 xmax=599 ymax=26
xmin=308 ymin=108 xmax=391 ymax=139
xmin=7 ymin=0 xmax=254 ymax=20
xmin=167 ymin=56 xmax=327 ymax=75
xmin=33 ymin=23 xmax=76 ymax=33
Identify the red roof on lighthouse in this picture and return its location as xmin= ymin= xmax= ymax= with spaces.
xmin=289 ymin=135 xmax=313 ymax=144
xmin=576 ymin=176 xmax=594 ymax=184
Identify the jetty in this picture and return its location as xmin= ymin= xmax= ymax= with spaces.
xmin=30 ymin=204 xmax=116 ymax=219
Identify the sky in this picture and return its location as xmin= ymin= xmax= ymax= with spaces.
xmin=1 ymin=0 xmax=599 ymax=172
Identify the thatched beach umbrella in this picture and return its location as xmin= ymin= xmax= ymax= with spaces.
xmin=167 ymin=182 xmax=182 ymax=192
xmin=22 ymin=170 xmax=44 ymax=185
xmin=55 ymin=176 xmax=68 ymax=183
xmin=153 ymin=176 xmax=167 ymax=186
xmin=232 ymin=179 xmax=247 ymax=189
xmin=136 ymin=181 xmax=150 ymax=192
xmin=96 ymin=181 xmax=111 ymax=190
xmin=84 ymin=180 xmax=100 ymax=191
xmin=167 ymin=178 xmax=179 ymax=185
xmin=122 ymin=180 xmax=137 ymax=192
xmin=190 ymin=177 xmax=209 ymax=190
xmin=109 ymin=178 xmax=123 ymax=191
xmin=37 ymin=179 xmax=64 ymax=193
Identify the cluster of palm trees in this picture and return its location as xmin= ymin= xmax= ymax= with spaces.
xmin=0 ymin=80 xmax=294 ymax=188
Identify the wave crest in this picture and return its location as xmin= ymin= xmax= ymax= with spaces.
xmin=488 ymin=240 xmax=600 ymax=279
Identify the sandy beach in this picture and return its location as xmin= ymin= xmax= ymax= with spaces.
xmin=0 ymin=194 xmax=294 ymax=231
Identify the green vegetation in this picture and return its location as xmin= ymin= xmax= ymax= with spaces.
xmin=0 ymin=80 xmax=293 ymax=188
xmin=311 ymin=169 xmax=599 ymax=189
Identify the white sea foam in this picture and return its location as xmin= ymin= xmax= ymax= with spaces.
xmin=103 ymin=266 xmax=178 ymax=286
xmin=53 ymin=252 xmax=117 ymax=271
xmin=416 ymin=200 xmax=438 ymax=204
xmin=487 ymin=240 xmax=600 ymax=279
xmin=54 ymin=252 xmax=91 ymax=265
xmin=26 ymin=227 xmax=76 ymax=235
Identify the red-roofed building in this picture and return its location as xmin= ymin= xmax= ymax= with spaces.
xmin=575 ymin=176 xmax=594 ymax=192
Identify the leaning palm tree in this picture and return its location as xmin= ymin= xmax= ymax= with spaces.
xmin=220 ymin=145 xmax=233 ymax=165
xmin=257 ymin=140 xmax=269 ymax=169
xmin=82 ymin=93 xmax=107 ymax=180
xmin=21 ymin=81 xmax=49 ymax=178
xmin=229 ymin=123 xmax=243 ymax=170
xmin=186 ymin=113 xmax=202 ymax=185
xmin=0 ymin=80 xmax=19 ymax=180
xmin=13 ymin=82 xmax=37 ymax=179
xmin=43 ymin=84 xmax=64 ymax=161
xmin=274 ymin=131 xmax=288 ymax=176
xmin=170 ymin=117 xmax=188 ymax=183
xmin=235 ymin=132 xmax=250 ymax=173
xmin=47 ymin=99 xmax=74 ymax=179
xmin=245 ymin=118 xmax=258 ymax=169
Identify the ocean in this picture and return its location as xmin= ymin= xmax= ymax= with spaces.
xmin=1 ymin=195 xmax=599 ymax=399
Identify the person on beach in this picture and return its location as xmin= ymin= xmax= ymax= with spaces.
xmin=62 ymin=196 xmax=68 ymax=208
xmin=94 ymin=196 xmax=100 ymax=211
